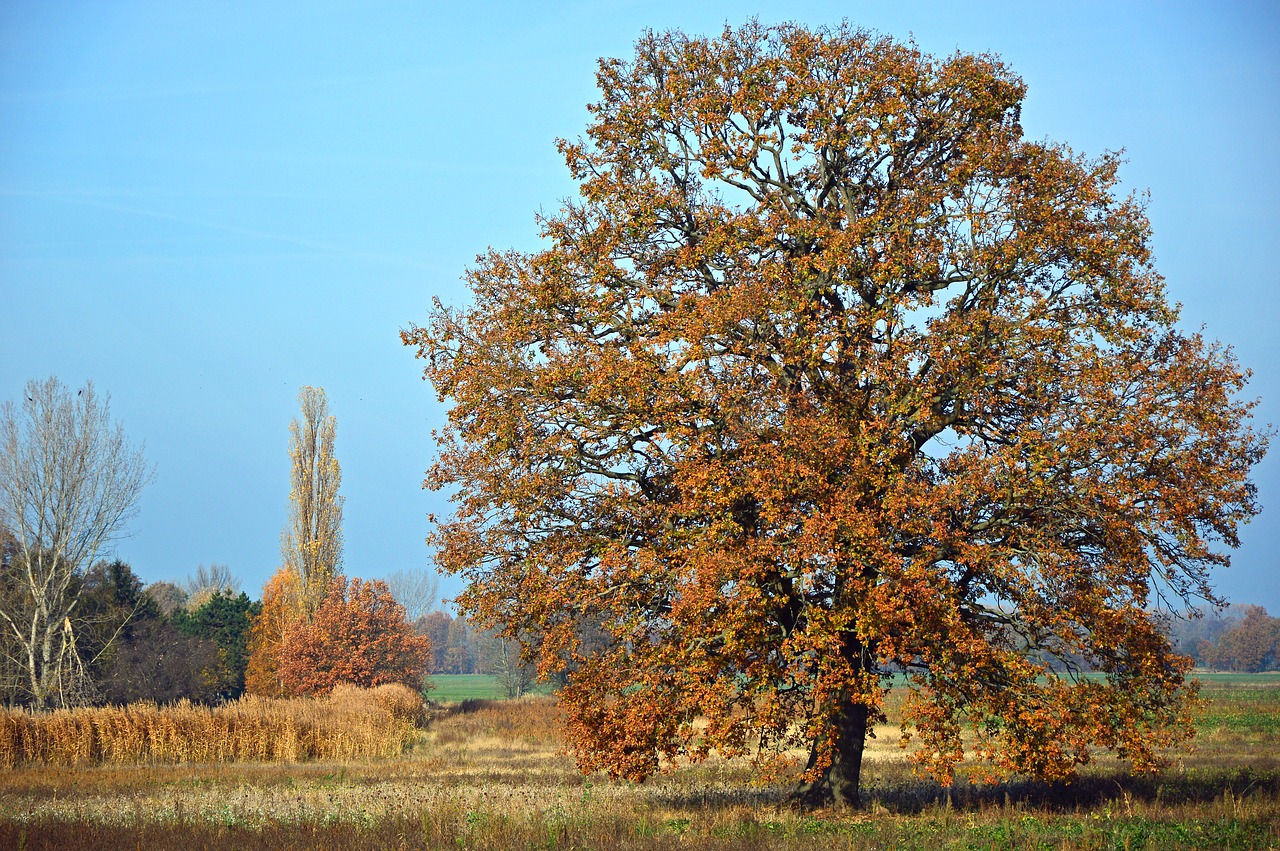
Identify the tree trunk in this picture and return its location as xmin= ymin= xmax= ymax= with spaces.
xmin=794 ymin=700 xmax=870 ymax=808
xmin=25 ymin=633 xmax=41 ymax=710
xmin=36 ymin=609 xmax=55 ymax=710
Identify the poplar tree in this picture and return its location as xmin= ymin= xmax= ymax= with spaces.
xmin=282 ymin=386 xmax=344 ymax=618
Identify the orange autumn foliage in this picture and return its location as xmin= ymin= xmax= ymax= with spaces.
xmin=278 ymin=576 xmax=431 ymax=697
xmin=244 ymin=567 xmax=301 ymax=698
xmin=1207 ymin=606 xmax=1280 ymax=672
xmin=404 ymin=22 xmax=1268 ymax=807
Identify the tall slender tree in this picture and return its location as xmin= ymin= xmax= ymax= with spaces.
xmin=0 ymin=378 xmax=153 ymax=708
xmin=281 ymin=386 xmax=344 ymax=618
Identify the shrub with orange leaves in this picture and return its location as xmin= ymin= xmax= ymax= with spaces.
xmin=404 ymin=21 xmax=1268 ymax=807
xmin=278 ymin=577 xmax=431 ymax=697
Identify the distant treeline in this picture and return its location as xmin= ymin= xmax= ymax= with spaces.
xmin=1165 ymin=604 xmax=1280 ymax=672
xmin=416 ymin=610 xmax=502 ymax=675
xmin=0 ymin=561 xmax=257 ymax=709
xmin=0 ymin=553 xmax=527 ymax=708
xmin=3 ymin=554 xmax=1271 ymax=711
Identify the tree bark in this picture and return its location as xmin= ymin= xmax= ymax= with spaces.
xmin=794 ymin=699 xmax=870 ymax=808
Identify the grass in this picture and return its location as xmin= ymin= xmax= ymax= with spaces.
xmin=427 ymin=674 xmax=556 ymax=703
xmin=427 ymin=674 xmax=507 ymax=702
xmin=1190 ymin=672 xmax=1280 ymax=686
xmin=0 ymin=678 xmax=1277 ymax=849
xmin=1190 ymin=674 xmax=1280 ymax=747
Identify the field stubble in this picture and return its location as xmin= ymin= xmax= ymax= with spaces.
xmin=0 ymin=677 xmax=1277 ymax=849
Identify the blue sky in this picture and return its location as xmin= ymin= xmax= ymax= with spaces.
xmin=2 ymin=1 xmax=1277 ymax=612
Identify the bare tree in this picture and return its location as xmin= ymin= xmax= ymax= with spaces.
xmin=182 ymin=562 xmax=240 ymax=610
xmin=0 ymin=378 xmax=152 ymax=708
xmin=477 ymin=629 xmax=535 ymax=699
xmin=144 ymin=581 xmax=188 ymax=617
xmin=386 ymin=568 xmax=439 ymax=624
xmin=281 ymin=386 xmax=343 ymax=617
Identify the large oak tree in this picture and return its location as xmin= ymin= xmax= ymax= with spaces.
xmin=404 ymin=22 xmax=1267 ymax=806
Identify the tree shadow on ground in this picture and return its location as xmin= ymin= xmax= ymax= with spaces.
xmin=650 ymin=766 xmax=1280 ymax=813
xmin=870 ymin=765 xmax=1280 ymax=814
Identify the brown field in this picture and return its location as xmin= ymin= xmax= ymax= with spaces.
xmin=0 ymin=676 xmax=1277 ymax=849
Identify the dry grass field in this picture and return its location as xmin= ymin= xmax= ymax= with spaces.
xmin=0 ymin=684 xmax=425 ymax=767
xmin=0 ymin=676 xmax=1277 ymax=849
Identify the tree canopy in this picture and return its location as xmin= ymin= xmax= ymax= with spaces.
xmin=278 ymin=576 xmax=431 ymax=696
xmin=244 ymin=567 xmax=301 ymax=698
xmin=172 ymin=589 xmax=258 ymax=701
xmin=404 ymin=22 xmax=1268 ymax=806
